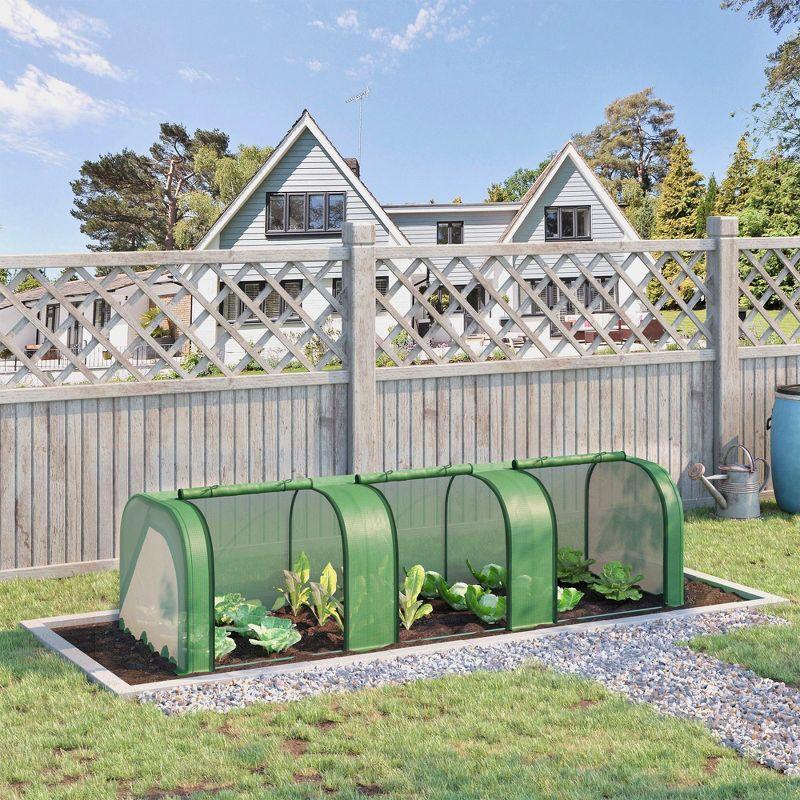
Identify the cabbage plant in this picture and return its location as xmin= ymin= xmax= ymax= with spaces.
xmin=214 ymin=627 xmax=236 ymax=661
xmin=398 ymin=564 xmax=433 ymax=630
xmin=592 ymin=561 xmax=643 ymax=601
xmin=421 ymin=569 xmax=442 ymax=599
xmin=557 ymin=586 xmax=584 ymax=612
xmin=465 ymin=584 xmax=506 ymax=624
xmin=466 ymin=560 xmax=506 ymax=591
xmin=436 ymin=577 xmax=469 ymax=611
xmin=248 ymin=617 xmax=302 ymax=653
xmin=224 ymin=602 xmax=272 ymax=635
xmin=214 ymin=593 xmax=261 ymax=626
xmin=557 ymin=547 xmax=596 ymax=585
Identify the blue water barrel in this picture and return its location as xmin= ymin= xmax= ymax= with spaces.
xmin=771 ymin=385 xmax=800 ymax=513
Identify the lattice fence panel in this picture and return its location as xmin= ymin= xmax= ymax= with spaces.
xmin=738 ymin=247 xmax=800 ymax=346
xmin=375 ymin=248 xmax=712 ymax=365
xmin=0 ymin=259 xmax=345 ymax=386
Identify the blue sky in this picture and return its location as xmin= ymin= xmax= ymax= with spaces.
xmin=0 ymin=0 xmax=782 ymax=253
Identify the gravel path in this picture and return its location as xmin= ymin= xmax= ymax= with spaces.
xmin=140 ymin=608 xmax=800 ymax=773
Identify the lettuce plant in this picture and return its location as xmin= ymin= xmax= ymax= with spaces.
xmin=466 ymin=560 xmax=506 ymax=591
xmin=557 ymin=586 xmax=584 ymax=612
xmin=273 ymin=551 xmax=311 ymax=615
xmin=398 ymin=565 xmax=433 ymax=630
xmin=214 ymin=627 xmax=236 ymax=661
xmin=214 ymin=593 xmax=261 ymax=626
xmin=308 ymin=562 xmax=344 ymax=630
xmin=465 ymin=584 xmax=506 ymax=624
xmin=436 ymin=577 xmax=469 ymax=611
xmin=557 ymin=547 xmax=595 ymax=585
xmin=224 ymin=603 xmax=272 ymax=635
xmin=248 ymin=617 xmax=302 ymax=653
xmin=592 ymin=561 xmax=643 ymax=602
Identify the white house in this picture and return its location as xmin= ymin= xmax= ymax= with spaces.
xmin=193 ymin=109 xmax=649 ymax=363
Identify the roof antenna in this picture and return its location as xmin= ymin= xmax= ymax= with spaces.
xmin=345 ymin=86 xmax=370 ymax=164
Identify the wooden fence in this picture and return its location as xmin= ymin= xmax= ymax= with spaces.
xmin=0 ymin=216 xmax=796 ymax=578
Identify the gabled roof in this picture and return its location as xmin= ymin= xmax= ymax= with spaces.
xmin=499 ymin=141 xmax=640 ymax=242
xmin=196 ymin=109 xmax=410 ymax=249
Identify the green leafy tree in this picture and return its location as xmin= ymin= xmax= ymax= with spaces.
xmin=619 ymin=178 xmax=657 ymax=238
xmin=173 ymin=143 xmax=273 ymax=249
xmin=484 ymin=156 xmax=552 ymax=202
xmin=695 ymin=174 xmax=718 ymax=236
xmin=722 ymin=0 xmax=799 ymax=33
xmin=715 ymin=135 xmax=756 ymax=215
xmin=71 ymin=123 xmax=264 ymax=254
xmin=573 ymin=88 xmax=678 ymax=193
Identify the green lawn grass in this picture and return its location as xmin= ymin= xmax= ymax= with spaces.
xmin=662 ymin=308 xmax=800 ymax=341
xmin=0 ymin=511 xmax=799 ymax=799
xmin=686 ymin=501 xmax=800 ymax=686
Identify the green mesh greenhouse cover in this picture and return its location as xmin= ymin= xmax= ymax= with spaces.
xmin=118 ymin=452 xmax=683 ymax=675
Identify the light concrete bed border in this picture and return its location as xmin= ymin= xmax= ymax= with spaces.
xmin=21 ymin=568 xmax=787 ymax=699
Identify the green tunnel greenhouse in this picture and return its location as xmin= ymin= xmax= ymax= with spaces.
xmin=118 ymin=452 xmax=684 ymax=675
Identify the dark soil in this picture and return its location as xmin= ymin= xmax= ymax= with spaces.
xmin=55 ymin=578 xmax=739 ymax=686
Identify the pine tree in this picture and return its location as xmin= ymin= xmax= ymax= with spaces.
xmin=651 ymin=136 xmax=705 ymax=303
xmin=695 ymin=174 xmax=718 ymax=236
xmin=654 ymin=135 xmax=705 ymax=239
xmin=715 ymin=135 xmax=756 ymax=216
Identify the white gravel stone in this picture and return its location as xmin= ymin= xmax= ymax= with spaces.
xmin=139 ymin=609 xmax=798 ymax=773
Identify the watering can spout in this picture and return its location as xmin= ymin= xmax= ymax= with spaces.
xmin=688 ymin=462 xmax=728 ymax=509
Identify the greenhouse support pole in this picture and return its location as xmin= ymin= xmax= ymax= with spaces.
xmin=706 ymin=215 xmax=740 ymax=468
xmin=343 ymin=221 xmax=379 ymax=473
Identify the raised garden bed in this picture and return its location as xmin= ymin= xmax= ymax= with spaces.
xmin=56 ymin=578 xmax=739 ymax=686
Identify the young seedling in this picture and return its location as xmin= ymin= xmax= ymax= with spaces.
xmin=398 ymin=564 xmax=433 ymax=630
xmin=466 ymin=560 xmax=506 ymax=591
xmin=465 ymin=584 xmax=506 ymax=624
xmin=273 ymin=551 xmax=311 ymax=615
xmin=248 ymin=617 xmax=302 ymax=653
xmin=557 ymin=586 xmax=584 ymax=612
xmin=556 ymin=547 xmax=596 ymax=585
xmin=308 ymin=562 xmax=344 ymax=630
xmin=592 ymin=561 xmax=643 ymax=602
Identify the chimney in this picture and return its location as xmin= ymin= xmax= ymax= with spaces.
xmin=344 ymin=158 xmax=360 ymax=178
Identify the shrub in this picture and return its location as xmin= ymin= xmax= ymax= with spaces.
xmin=592 ymin=561 xmax=643 ymax=602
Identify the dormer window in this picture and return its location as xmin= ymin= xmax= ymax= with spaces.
xmin=436 ymin=221 xmax=463 ymax=244
xmin=266 ymin=192 xmax=346 ymax=235
xmin=544 ymin=206 xmax=591 ymax=241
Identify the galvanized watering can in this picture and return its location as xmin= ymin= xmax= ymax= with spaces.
xmin=688 ymin=445 xmax=770 ymax=519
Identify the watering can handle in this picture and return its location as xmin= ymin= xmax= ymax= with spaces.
xmin=754 ymin=457 xmax=771 ymax=493
xmin=723 ymin=444 xmax=755 ymax=470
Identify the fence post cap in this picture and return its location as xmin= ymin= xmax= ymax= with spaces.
xmin=706 ymin=216 xmax=739 ymax=237
xmin=343 ymin=222 xmax=375 ymax=246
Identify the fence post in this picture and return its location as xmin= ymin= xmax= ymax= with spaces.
xmin=343 ymin=222 xmax=378 ymax=474
xmin=706 ymin=215 xmax=740 ymax=467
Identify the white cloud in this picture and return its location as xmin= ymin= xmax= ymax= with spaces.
xmin=308 ymin=19 xmax=326 ymax=29
xmin=178 ymin=66 xmax=212 ymax=83
xmin=0 ymin=0 xmax=124 ymax=79
xmin=336 ymin=9 xmax=359 ymax=30
xmin=0 ymin=64 xmax=123 ymax=162
xmin=307 ymin=59 xmax=327 ymax=72
xmin=369 ymin=0 xmax=473 ymax=53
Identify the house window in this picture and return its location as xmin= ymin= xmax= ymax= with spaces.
xmin=436 ymin=221 xmax=463 ymax=244
xmin=36 ymin=303 xmax=59 ymax=344
xmin=332 ymin=276 xmax=389 ymax=311
xmin=266 ymin=192 xmax=346 ymax=235
xmin=544 ymin=206 xmax=591 ymax=241
xmin=221 ymin=279 xmax=304 ymax=323
xmin=531 ymin=278 xmax=616 ymax=315
xmin=93 ymin=299 xmax=111 ymax=328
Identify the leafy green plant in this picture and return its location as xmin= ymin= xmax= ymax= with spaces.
xmin=557 ymin=586 xmax=584 ymax=613
xmin=465 ymin=584 xmax=506 ymax=624
xmin=436 ymin=577 xmax=469 ymax=611
xmin=421 ymin=570 xmax=442 ymax=599
xmin=398 ymin=565 xmax=433 ymax=630
xmin=273 ymin=551 xmax=311 ymax=615
xmin=466 ymin=560 xmax=506 ymax=590
xmin=214 ymin=593 xmax=262 ymax=626
xmin=214 ymin=627 xmax=236 ymax=661
xmin=308 ymin=562 xmax=344 ymax=630
xmin=592 ymin=561 xmax=643 ymax=602
xmin=247 ymin=618 xmax=302 ymax=653
xmin=557 ymin=547 xmax=596 ymax=585
xmin=224 ymin=603 xmax=272 ymax=635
